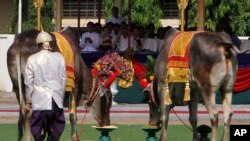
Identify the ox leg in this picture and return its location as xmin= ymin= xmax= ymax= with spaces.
xmin=24 ymin=109 xmax=32 ymax=141
xmin=18 ymin=104 xmax=32 ymax=141
xmin=70 ymin=113 xmax=78 ymax=141
xmin=188 ymin=83 xmax=199 ymax=141
xmin=201 ymin=91 xmax=218 ymax=141
xmin=69 ymin=93 xmax=79 ymax=141
xmin=221 ymin=91 xmax=233 ymax=141
xmin=160 ymin=105 xmax=171 ymax=141
xmin=17 ymin=110 xmax=23 ymax=141
xmin=148 ymin=103 xmax=160 ymax=126
xmin=144 ymin=89 xmax=160 ymax=126
xmin=16 ymin=89 xmax=32 ymax=141
xmin=158 ymin=83 xmax=171 ymax=141
xmin=188 ymin=92 xmax=198 ymax=141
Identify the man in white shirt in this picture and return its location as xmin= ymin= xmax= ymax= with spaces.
xmin=142 ymin=24 xmax=158 ymax=52
xmin=107 ymin=7 xmax=124 ymax=25
xmin=115 ymin=26 xmax=135 ymax=51
xmin=24 ymin=31 xmax=66 ymax=141
xmin=79 ymin=22 xmax=101 ymax=52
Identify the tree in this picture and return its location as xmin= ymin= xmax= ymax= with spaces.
xmin=104 ymin=0 xmax=114 ymax=21
xmin=188 ymin=0 xmax=250 ymax=35
xmin=122 ymin=0 xmax=163 ymax=29
xmin=9 ymin=0 xmax=54 ymax=33
xmin=104 ymin=0 xmax=163 ymax=29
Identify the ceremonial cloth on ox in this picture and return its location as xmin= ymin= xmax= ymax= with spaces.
xmin=53 ymin=32 xmax=75 ymax=92
xmin=167 ymin=32 xmax=198 ymax=83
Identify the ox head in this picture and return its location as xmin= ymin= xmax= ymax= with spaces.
xmin=82 ymin=80 xmax=114 ymax=127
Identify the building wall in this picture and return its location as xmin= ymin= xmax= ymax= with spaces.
xmin=0 ymin=1 xmax=14 ymax=33
xmin=61 ymin=18 xmax=180 ymax=28
xmin=0 ymin=34 xmax=14 ymax=92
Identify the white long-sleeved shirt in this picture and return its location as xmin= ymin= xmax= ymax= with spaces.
xmin=116 ymin=35 xmax=135 ymax=51
xmin=79 ymin=32 xmax=101 ymax=51
xmin=24 ymin=50 xmax=66 ymax=110
xmin=142 ymin=38 xmax=158 ymax=52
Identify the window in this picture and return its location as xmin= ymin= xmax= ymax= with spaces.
xmin=62 ymin=0 xmax=178 ymax=19
xmin=63 ymin=0 xmax=103 ymax=18
xmin=161 ymin=0 xmax=179 ymax=19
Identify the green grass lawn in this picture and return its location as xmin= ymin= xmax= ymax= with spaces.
xmin=0 ymin=124 xmax=223 ymax=141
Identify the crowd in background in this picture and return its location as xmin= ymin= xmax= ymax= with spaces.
xmin=79 ymin=21 xmax=171 ymax=53
xmin=79 ymin=6 xmax=170 ymax=53
xmin=79 ymin=6 xmax=247 ymax=53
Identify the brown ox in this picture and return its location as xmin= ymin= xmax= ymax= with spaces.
xmin=7 ymin=27 xmax=111 ymax=141
xmin=148 ymin=27 xmax=247 ymax=141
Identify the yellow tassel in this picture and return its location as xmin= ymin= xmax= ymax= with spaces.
xmin=165 ymin=84 xmax=172 ymax=105
xmin=69 ymin=94 xmax=76 ymax=114
xmin=184 ymin=82 xmax=190 ymax=102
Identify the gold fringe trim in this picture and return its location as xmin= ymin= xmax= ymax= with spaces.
xmin=165 ymin=84 xmax=172 ymax=105
xmin=166 ymin=67 xmax=190 ymax=104
xmin=69 ymin=94 xmax=76 ymax=114
xmin=184 ymin=82 xmax=190 ymax=102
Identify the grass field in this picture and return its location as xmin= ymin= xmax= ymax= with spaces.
xmin=0 ymin=124 xmax=223 ymax=141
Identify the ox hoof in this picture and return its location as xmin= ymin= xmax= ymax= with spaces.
xmin=71 ymin=134 xmax=79 ymax=141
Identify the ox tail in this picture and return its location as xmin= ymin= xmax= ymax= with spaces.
xmin=16 ymin=53 xmax=25 ymax=115
xmin=220 ymin=43 xmax=250 ymax=55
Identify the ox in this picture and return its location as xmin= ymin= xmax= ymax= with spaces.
xmin=7 ymin=27 xmax=111 ymax=141
xmin=148 ymin=27 xmax=246 ymax=141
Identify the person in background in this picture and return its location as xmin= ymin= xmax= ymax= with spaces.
xmin=111 ymin=23 xmax=121 ymax=49
xmin=79 ymin=22 xmax=101 ymax=52
xmin=24 ymin=31 xmax=66 ymax=141
xmin=107 ymin=6 xmax=124 ymax=25
xmin=115 ymin=26 xmax=135 ymax=51
xmin=141 ymin=24 xmax=158 ymax=52
xmin=94 ymin=22 xmax=102 ymax=34
xmin=99 ymin=26 xmax=113 ymax=51
xmin=156 ymin=27 xmax=166 ymax=52
xmin=131 ymin=25 xmax=143 ymax=51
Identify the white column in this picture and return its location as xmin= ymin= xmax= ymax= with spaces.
xmin=18 ymin=0 xmax=22 ymax=33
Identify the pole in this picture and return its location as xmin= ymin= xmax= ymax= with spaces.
xmin=77 ymin=0 xmax=80 ymax=44
xmin=34 ymin=0 xmax=43 ymax=31
xmin=128 ymin=0 xmax=131 ymax=49
xmin=98 ymin=0 xmax=101 ymax=23
xmin=55 ymin=0 xmax=62 ymax=31
xmin=18 ymin=0 xmax=22 ymax=33
xmin=177 ymin=0 xmax=188 ymax=32
xmin=37 ymin=7 xmax=41 ymax=30
xmin=197 ymin=0 xmax=205 ymax=31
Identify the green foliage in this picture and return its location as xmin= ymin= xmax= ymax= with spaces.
xmin=103 ymin=0 xmax=163 ymax=29
xmin=8 ymin=0 xmax=55 ymax=33
xmin=146 ymin=55 xmax=156 ymax=74
xmin=121 ymin=0 xmax=163 ymax=29
xmin=188 ymin=0 xmax=250 ymax=35
xmin=8 ymin=0 xmax=18 ymax=33
xmin=104 ymin=0 xmax=113 ymax=21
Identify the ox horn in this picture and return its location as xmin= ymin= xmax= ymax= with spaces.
xmin=231 ymin=45 xmax=250 ymax=55
xmin=220 ymin=43 xmax=250 ymax=55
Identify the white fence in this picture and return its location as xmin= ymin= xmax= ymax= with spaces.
xmin=0 ymin=34 xmax=14 ymax=92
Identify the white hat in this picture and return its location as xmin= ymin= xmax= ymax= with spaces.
xmin=36 ymin=31 xmax=53 ymax=50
